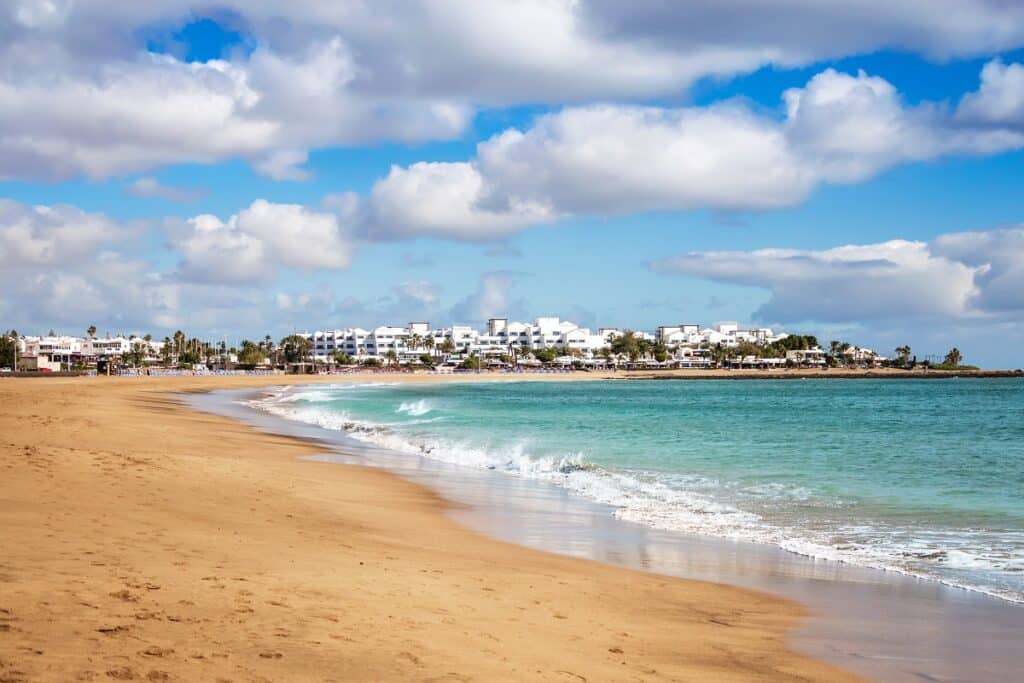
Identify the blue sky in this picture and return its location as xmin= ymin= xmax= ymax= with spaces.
xmin=2 ymin=2 xmax=1024 ymax=366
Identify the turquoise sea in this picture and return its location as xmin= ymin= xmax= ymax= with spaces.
xmin=254 ymin=378 xmax=1024 ymax=602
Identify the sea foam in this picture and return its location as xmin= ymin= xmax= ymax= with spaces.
xmin=251 ymin=384 xmax=1024 ymax=604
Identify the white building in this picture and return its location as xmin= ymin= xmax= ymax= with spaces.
xmin=16 ymin=334 xmax=165 ymax=367
xmin=299 ymin=316 xmax=810 ymax=367
xmin=786 ymin=348 xmax=827 ymax=366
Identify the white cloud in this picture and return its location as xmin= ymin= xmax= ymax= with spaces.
xmin=450 ymin=272 xmax=523 ymax=323
xmin=365 ymin=162 xmax=553 ymax=240
xmin=0 ymin=38 xmax=469 ymax=181
xmin=932 ymin=227 xmax=1024 ymax=313
xmin=124 ymin=176 xmax=205 ymax=202
xmin=175 ymin=214 xmax=268 ymax=284
xmin=473 ymin=103 xmax=812 ymax=214
xmin=956 ymin=59 xmax=1024 ymax=128
xmin=253 ymin=149 xmax=311 ymax=182
xmin=3 ymin=2 xmax=1024 ymax=181
xmin=0 ymin=199 xmax=126 ymax=266
xmin=275 ymin=292 xmax=312 ymax=313
xmin=174 ymin=199 xmax=354 ymax=283
xmin=393 ymin=281 xmax=440 ymax=306
xmin=651 ymin=227 xmax=1024 ymax=324
xmin=365 ymin=63 xmax=1024 ymax=239
xmin=0 ymin=198 xmax=355 ymax=337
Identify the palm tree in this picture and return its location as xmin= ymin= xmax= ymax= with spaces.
xmin=894 ymin=345 xmax=912 ymax=365
xmin=409 ymin=333 xmax=422 ymax=352
xmin=943 ymin=347 xmax=963 ymax=367
xmin=423 ymin=335 xmax=435 ymax=358
xmin=384 ymin=349 xmax=399 ymax=366
xmin=440 ymin=335 xmax=455 ymax=357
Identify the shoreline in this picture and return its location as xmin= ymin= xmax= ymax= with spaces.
xmin=203 ymin=380 xmax=1024 ymax=682
xmin=237 ymin=379 xmax=1024 ymax=607
xmin=628 ymin=368 xmax=1022 ymax=380
xmin=3 ymin=366 xmax=1021 ymax=383
xmin=0 ymin=375 xmax=859 ymax=681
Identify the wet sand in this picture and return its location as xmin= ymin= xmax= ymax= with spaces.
xmin=0 ymin=374 xmax=858 ymax=682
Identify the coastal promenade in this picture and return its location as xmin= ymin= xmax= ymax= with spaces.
xmin=0 ymin=374 xmax=859 ymax=682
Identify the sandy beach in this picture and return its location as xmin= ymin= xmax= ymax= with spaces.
xmin=0 ymin=373 xmax=866 ymax=682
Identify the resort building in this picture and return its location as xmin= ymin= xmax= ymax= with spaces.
xmin=8 ymin=318 xmax=855 ymax=372
xmin=16 ymin=335 xmax=165 ymax=368
xmin=296 ymin=316 xmax=805 ymax=368
xmin=785 ymin=349 xmax=827 ymax=366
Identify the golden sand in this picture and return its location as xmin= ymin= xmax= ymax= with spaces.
xmin=0 ymin=375 xmax=860 ymax=681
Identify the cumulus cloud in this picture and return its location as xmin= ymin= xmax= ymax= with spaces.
xmin=124 ymin=177 xmax=205 ymax=202
xmin=393 ymin=281 xmax=440 ymax=306
xmin=252 ymin=149 xmax=311 ymax=182
xmin=449 ymin=272 xmax=525 ymax=323
xmin=365 ymin=162 xmax=553 ymax=240
xmin=362 ymin=63 xmax=1024 ymax=239
xmin=0 ymin=195 xmax=365 ymax=337
xmin=932 ymin=228 xmax=1024 ymax=313
xmin=956 ymin=59 xmax=1024 ymax=128
xmin=0 ymin=199 xmax=126 ymax=266
xmin=173 ymin=199 xmax=354 ymax=283
xmin=3 ymin=2 xmax=1024 ymax=181
xmin=0 ymin=36 xmax=469 ymax=181
xmin=651 ymin=227 xmax=1024 ymax=324
xmin=473 ymin=102 xmax=811 ymax=215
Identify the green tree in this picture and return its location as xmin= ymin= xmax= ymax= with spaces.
xmin=943 ymin=347 xmax=963 ymax=367
xmin=460 ymin=354 xmax=482 ymax=370
xmin=732 ymin=341 xmax=763 ymax=359
xmin=440 ymin=336 xmax=456 ymax=356
xmin=653 ymin=340 xmax=669 ymax=363
xmin=334 ymin=351 xmax=354 ymax=366
xmin=161 ymin=337 xmax=172 ymax=366
xmin=423 ymin=335 xmax=435 ymax=357
xmin=710 ymin=343 xmax=729 ymax=367
xmin=533 ymin=347 xmax=558 ymax=364
xmin=238 ymin=340 xmax=267 ymax=366
xmin=828 ymin=340 xmax=844 ymax=367
xmin=419 ymin=353 xmax=435 ymax=367
xmin=766 ymin=334 xmax=819 ymax=355
xmin=384 ymin=349 xmax=399 ymax=366
xmin=610 ymin=331 xmax=643 ymax=361
xmin=279 ymin=335 xmax=313 ymax=366
xmin=1 ymin=330 xmax=18 ymax=369
xmin=894 ymin=345 xmax=912 ymax=366
xmin=178 ymin=349 xmax=202 ymax=367
xmin=127 ymin=341 xmax=146 ymax=367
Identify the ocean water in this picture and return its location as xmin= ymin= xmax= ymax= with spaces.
xmin=253 ymin=378 xmax=1024 ymax=603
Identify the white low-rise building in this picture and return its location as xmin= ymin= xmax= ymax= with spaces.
xmin=786 ymin=348 xmax=827 ymax=366
xmin=299 ymin=316 xmax=807 ymax=366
